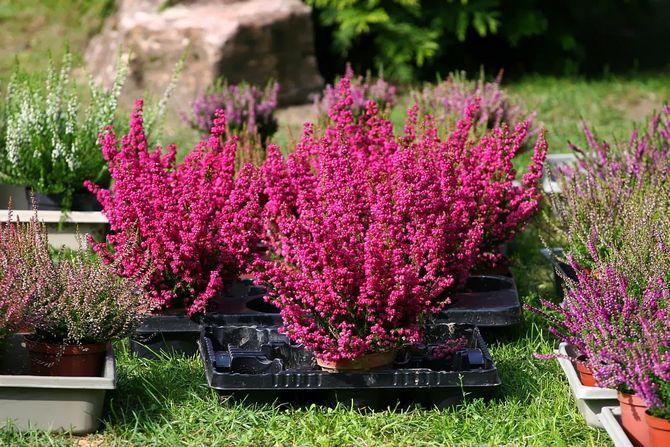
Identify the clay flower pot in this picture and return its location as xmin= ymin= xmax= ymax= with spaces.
xmin=618 ymin=392 xmax=651 ymax=447
xmin=26 ymin=339 xmax=107 ymax=377
xmin=574 ymin=361 xmax=597 ymax=387
xmin=316 ymin=351 xmax=397 ymax=373
xmin=646 ymin=411 xmax=670 ymax=447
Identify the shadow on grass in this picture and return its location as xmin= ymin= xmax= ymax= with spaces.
xmin=101 ymin=340 xmax=209 ymax=428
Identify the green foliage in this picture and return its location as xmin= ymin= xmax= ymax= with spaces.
xmin=0 ymin=51 xmax=126 ymax=209
xmin=309 ymin=0 xmax=503 ymax=81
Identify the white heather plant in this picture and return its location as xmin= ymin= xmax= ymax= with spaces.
xmin=0 ymin=52 xmax=127 ymax=210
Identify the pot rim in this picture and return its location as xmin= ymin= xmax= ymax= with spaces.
xmin=646 ymin=410 xmax=670 ymax=430
xmin=617 ymin=391 xmax=648 ymax=407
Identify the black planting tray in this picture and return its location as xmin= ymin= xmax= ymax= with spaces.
xmin=198 ymin=320 xmax=501 ymax=408
xmin=131 ymin=280 xmax=266 ymax=359
xmin=217 ymin=274 xmax=521 ymax=329
xmin=131 ymin=314 xmax=201 ymax=359
xmin=435 ymin=275 xmax=521 ymax=327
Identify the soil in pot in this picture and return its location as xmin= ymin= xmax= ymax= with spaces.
xmin=316 ymin=351 xmax=397 ymax=373
xmin=619 ymin=392 xmax=651 ymax=447
xmin=646 ymin=411 xmax=670 ymax=447
xmin=25 ymin=338 xmax=107 ymax=377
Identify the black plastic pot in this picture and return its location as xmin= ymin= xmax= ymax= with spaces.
xmin=540 ymin=248 xmax=578 ymax=300
xmin=435 ymin=275 xmax=521 ymax=328
xmin=25 ymin=188 xmax=102 ymax=211
xmin=199 ymin=319 xmax=501 ymax=409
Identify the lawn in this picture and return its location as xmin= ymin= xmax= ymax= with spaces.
xmin=2 ymin=2 xmax=670 ymax=446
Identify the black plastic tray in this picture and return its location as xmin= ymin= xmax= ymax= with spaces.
xmin=131 ymin=314 xmax=201 ymax=359
xmin=224 ymin=275 xmax=521 ymax=329
xmin=131 ymin=280 xmax=266 ymax=359
xmin=540 ymin=248 xmax=578 ymax=300
xmin=198 ymin=320 xmax=501 ymax=408
xmin=435 ymin=275 xmax=521 ymax=327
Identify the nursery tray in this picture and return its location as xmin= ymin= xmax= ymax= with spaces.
xmin=599 ymin=407 xmax=634 ymax=447
xmin=132 ymin=281 xmax=267 ymax=359
xmin=540 ymin=248 xmax=578 ymax=301
xmin=555 ymin=342 xmax=618 ymax=428
xmin=436 ymin=275 xmax=521 ymax=328
xmin=225 ymin=275 xmax=521 ymax=329
xmin=131 ymin=314 xmax=201 ymax=359
xmin=198 ymin=320 xmax=501 ymax=409
xmin=0 ymin=334 xmax=115 ymax=434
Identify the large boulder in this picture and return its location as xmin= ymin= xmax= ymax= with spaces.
xmin=85 ymin=0 xmax=323 ymax=106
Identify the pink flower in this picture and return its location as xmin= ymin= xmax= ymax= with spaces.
xmin=87 ymin=101 xmax=264 ymax=315
xmin=256 ymin=78 xmax=546 ymax=362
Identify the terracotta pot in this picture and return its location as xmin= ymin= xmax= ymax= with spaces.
xmin=618 ymin=392 xmax=651 ymax=447
xmin=317 ymin=351 xmax=397 ymax=373
xmin=646 ymin=411 xmax=670 ymax=447
xmin=574 ymin=361 xmax=597 ymax=387
xmin=26 ymin=338 xmax=107 ymax=377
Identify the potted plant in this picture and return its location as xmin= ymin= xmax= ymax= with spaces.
xmin=0 ymin=209 xmax=44 ymax=341
xmin=256 ymin=78 xmax=489 ymax=371
xmin=0 ymin=52 xmax=127 ymax=212
xmin=411 ymin=70 xmax=538 ymax=150
xmin=443 ymin=99 xmax=546 ymax=272
xmin=1 ymin=210 xmax=151 ymax=376
xmin=86 ymin=100 xmax=265 ymax=355
xmin=545 ymin=104 xmax=670 ymax=296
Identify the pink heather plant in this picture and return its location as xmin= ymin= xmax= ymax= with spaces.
xmin=257 ymin=77 xmax=545 ymax=362
xmin=185 ymin=80 xmax=279 ymax=140
xmin=312 ymin=64 xmax=397 ymax=121
xmin=412 ymin=71 xmax=538 ymax=147
xmin=86 ymin=100 xmax=264 ymax=315
xmin=447 ymin=100 xmax=547 ymax=268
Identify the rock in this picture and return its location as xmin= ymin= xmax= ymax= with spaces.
xmin=85 ymin=0 xmax=323 ymax=106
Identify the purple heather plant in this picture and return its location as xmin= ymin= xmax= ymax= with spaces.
xmin=29 ymin=246 xmax=153 ymax=346
xmin=186 ymin=79 xmax=279 ymax=141
xmin=312 ymin=64 xmax=397 ymax=121
xmin=0 ymin=208 xmax=49 ymax=340
xmin=412 ymin=70 xmax=537 ymax=145
xmin=548 ymin=105 xmax=670 ymax=275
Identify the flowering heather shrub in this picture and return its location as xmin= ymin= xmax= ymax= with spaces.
xmin=257 ymin=78 xmax=545 ymax=362
xmin=412 ymin=71 xmax=537 ymax=144
xmin=0 ymin=210 xmax=50 ymax=340
xmin=549 ymin=105 xmax=670 ymax=273
xmin=186 ymin=80 xmax=279 ymax=140
xmin=0 ymin=52 xmax=126 ymax=209
xmin=312 ymin=65 xmax=397 ymax=121
xmin=447 ymin=100 xmax=547 ymax=267
xmin=565 ymin=104 xmax=670 ymax=182
xmin=86 ymin=100 xmax=264 ymax=315
xmin=30 ymin=246 xmax=152 ymax=346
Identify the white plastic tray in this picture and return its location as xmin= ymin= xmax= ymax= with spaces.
xmin=556 ymin=342 xmax=618 ymax=428
xmin=0 ymin=209 xmax=108 ymax=249
xmin=599 ymin=406 xmax=634 ymax=447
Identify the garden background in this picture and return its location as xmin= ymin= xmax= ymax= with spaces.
xmin=1 ymin=0 xmax=670 ymax=445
